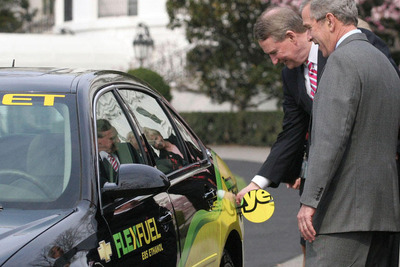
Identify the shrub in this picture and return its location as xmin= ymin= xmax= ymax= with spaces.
xmin=180 ymin=111 xmax=284 ymax=146
xmin=127 ymin=68 xmax=172 ymax=101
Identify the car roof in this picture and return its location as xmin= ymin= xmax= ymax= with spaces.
xmin=0 ymin=67 xmax=156 ymax=95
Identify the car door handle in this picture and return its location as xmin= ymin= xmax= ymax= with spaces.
xmin=203 ymin=188 xmax=217 ymax=201
xmin=203 ymin=187 xmax=217 ymax=210
xmin=158 ymin=211 xmax=173 ymax=225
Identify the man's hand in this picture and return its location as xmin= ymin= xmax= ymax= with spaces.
xmin=286 ymin=177 xmax=302 ymax=189
xmin=297 ymin=204 xmax=316 ymax=242
xmin=235 ymin=182 xmax=261 ymax=205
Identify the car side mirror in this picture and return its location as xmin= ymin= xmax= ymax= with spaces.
xmin=102 ymin=164 xmax=170 ymax=199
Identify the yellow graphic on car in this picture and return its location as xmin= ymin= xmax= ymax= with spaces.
xmin=241 ymin=189 xmax=275 ymax=223
xmin=2 ymin=94 xmax=65 ymax=106
xmin=112 ymin=217 xmax=162 ymax=259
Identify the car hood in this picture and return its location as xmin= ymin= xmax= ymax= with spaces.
xmin=0 ymin=208 xmax=74 ymax=264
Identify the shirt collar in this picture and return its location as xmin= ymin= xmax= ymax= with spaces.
xmin=305 ymin=42 xmax=319 ymax=66
xmin=99 ymin=151 xmax=110 ymax=159
xmin=309 ymin=42 xmax=319 ymax=64
xmin=336 ymin=29 xmax=362 ymax=49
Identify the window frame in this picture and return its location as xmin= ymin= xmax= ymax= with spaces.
xmin=116 ymin=86 xmax=189 ymax=173
xmin=114 ymin=85 xmax=210 ymax=177
xmin=93 ymin=85 xmax=150 ymax=210
xmin=98 ymin=0 xmax=138 ymax=18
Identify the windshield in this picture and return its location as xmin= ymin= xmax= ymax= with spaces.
xmin=0 ymin=93 xmax=80 ymax=209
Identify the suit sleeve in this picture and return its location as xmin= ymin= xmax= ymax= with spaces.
xmin=256 ymin=69 xmax=309 ymax=187
xmin=300 ymin=54 xmax=360 ymax=208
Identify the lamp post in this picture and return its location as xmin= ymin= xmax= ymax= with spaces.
xmin=133 ymin=23 xmax=154 ymax=67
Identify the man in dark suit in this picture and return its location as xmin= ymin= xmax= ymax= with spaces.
xmin=298 ymin=0 xmax=400 ymax=265
xmin=97 ymin=119 xmax=120 ymax=185
xmin=235 ymin=6 xmax=316 ymax=200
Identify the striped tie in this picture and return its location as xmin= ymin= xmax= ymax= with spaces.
xmin=108 ymin=154 xmax=119 ymax=171
xmin=307 ymin=60 xmax=317 ymax=99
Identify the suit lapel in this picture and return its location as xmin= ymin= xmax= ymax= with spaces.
xmin=297 ymin=65 xmax=313 ymax=115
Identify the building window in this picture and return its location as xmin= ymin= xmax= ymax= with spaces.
xmin=64 ymin=0 xmax=72 ymax=21
xmin=128 ymin=0 xmax=138 ymax=16
xmin=98 ymin=0 xmax=137 ymax=17
xmin=42 ymin=0 xmax=54 ymax=15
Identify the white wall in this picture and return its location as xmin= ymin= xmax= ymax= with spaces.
xmin=0 ymin=33 xmax=132 ymax=70
xmin=53 ymin=0 xmax=169 ymax=34
xmin=0 ymin=0 xmax=187 ymax=71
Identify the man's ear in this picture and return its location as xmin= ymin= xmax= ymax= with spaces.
xmin=286 ymin=31 xmax=297 ymax=42
xmin=326 ymin=13 xmax=335 ymax=30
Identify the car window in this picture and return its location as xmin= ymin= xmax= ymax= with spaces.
xmin=118 ymin=89 xmax=189 ymax=175
xmin=95 ymin=91 xmax=146 ymax=186
xmin=0 ymin=94 xmax=79 ymax=208
xmin=169 ymin=110 xmax=205 ymax=162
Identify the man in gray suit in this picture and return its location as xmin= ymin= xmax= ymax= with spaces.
xmin=299 ymin=0 xmax=400 ymax=265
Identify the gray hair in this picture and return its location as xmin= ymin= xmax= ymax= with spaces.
xmin=254 ymin=6 xmax=306 ymax=42
xmin=300 ymin=0 xmax=358 ymax=26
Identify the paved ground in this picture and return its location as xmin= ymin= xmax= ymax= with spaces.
xmin=209 ymin=145 xmax=303 ymax=267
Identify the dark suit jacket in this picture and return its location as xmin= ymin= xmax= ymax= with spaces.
xmin=99 ymin=153 xmax=119 ymax=186
xmin=256 ymin=28 xmax=400 ymax=188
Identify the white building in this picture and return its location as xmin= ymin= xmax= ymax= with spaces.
xmin=1 ymin=0 xmax=187 ymax=72
xmin=0 ymin=0 xmax=277 ymax=111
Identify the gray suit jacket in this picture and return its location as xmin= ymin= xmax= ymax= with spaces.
xmin=300 ymin=33 xmax=400 ymax=234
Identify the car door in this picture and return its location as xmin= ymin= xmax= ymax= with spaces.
xmin=92 ymin=88 xmax=179 ymax=266
xmin=117 ymin=88 xmax=221 ymax=266
xmin=164 ymin=107 xmax=223 ymax=267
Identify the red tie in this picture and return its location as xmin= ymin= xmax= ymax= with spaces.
xmin=307 ymin=60 xmax=317 ymax=99
xmin=107 ymin=154 xmax=119 ymax=171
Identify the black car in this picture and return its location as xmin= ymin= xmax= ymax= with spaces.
xmin=0 ymin=68 xmax=243 ymax=267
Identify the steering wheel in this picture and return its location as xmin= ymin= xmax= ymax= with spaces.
xmin=0 ymin=169 xmax=53 ymax=196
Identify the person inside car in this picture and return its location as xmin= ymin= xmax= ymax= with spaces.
xmin=97 ymin=119 xmax=120 ymax=186
xmin=143 ymin=127 xmax=184 ymax=173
